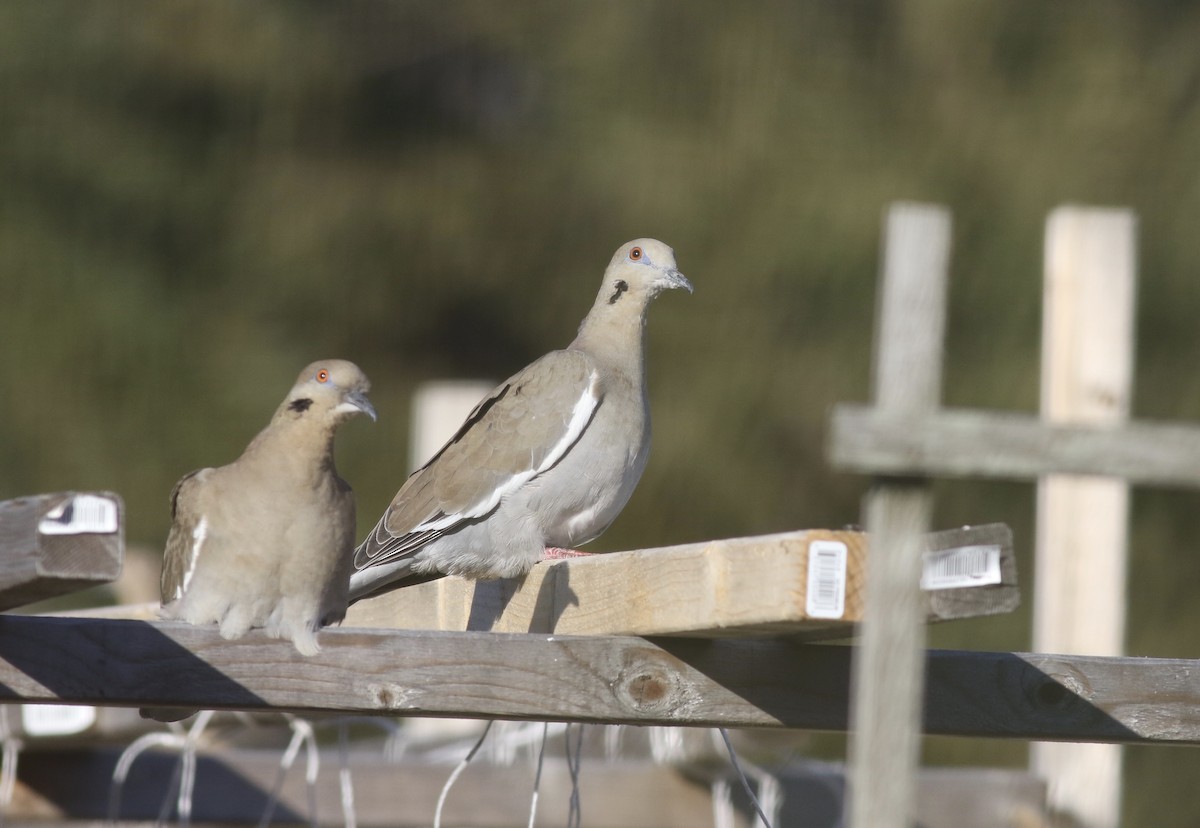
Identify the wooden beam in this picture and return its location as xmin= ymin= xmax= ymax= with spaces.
xmin=830 ymin=405 xmax=1200 ymax=487
xmin=343 ymin=525 xmax=1018 ymax=637
xmin=3 ymin=617 xmax=1192 ymax=743
xmin=849 ymin=202 xmax=949 ymax=828
xmin=0 ymin=493 xmax=124 ymax=611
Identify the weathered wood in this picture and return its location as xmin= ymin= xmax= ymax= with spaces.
xmin=0 ymin=492 xmax=124 ymax=611
xmin=849 ymin=202 xmax=949 ymax=828
xmin=830 ymin=404 xmax=1200 ymax=486
xmin=2 ymin=617 xmax=1199 ymax=743
xmin=13 ymin=748 xmax=1047 ymax=828
xmin=1031 ymin=206 xmax=1137 ymax=828
xmin=346 ymin=530 xmax=866 ymax=637
xmin=343 ymin=526 xmax=1017 ymax=637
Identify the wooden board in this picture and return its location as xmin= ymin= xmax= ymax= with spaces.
xmin=1 ymin=616 xmax=1197 ymax=743
xmin=343 ymin=525 xmax=1017 ymax=637
xmin=849 ymin=202 xmax=950 ymax=828
xmin=1030 ymin=205 xmax=1137 ymax=828
xmin=0 ymin=492 xmax=124 ymax=611
xmin=830 ymin=404 xmax=1200 ymax=487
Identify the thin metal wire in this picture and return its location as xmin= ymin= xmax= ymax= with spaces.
xmin=338 ymin=721 xmax=358 ymax=828
xmin=433 ymin=720 xmax=493 ymax=828
xmin=718 ymin=728 xmax=774 ymax=828
xmin=257 ymin=716 xmax=320 ymax=828
xmin=525 ymin=722 xmax=550 ymax=828
xmin=565 ymin=724 xmax=584 ymax=828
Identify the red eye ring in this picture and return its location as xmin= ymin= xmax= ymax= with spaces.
xmin=629 ymin=246 xmax=643 ymax=261
xmin=317 ymin=370 xmax=330 ymax=383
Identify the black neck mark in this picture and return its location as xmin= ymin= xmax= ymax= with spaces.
xmin=288 ymin=398 xmax=313 ymax=414
xmin=607 ymin=279 xmax=629 ymax=304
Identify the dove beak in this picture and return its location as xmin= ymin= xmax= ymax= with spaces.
xmin=659 ymin=268 xmax=694 ymax=294
xmin=343 ymin=390 xmax=378 ymax=422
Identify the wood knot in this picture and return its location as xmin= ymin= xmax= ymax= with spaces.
xmin=368 ymin=683 xmax=415 ymax=710
xmin=613 ymin=651 xmax=695 ymax=718
xmin=1024 ymin=662 xmax=1092 ymax=712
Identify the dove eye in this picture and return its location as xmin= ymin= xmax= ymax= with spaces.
xmin=629 ymin=246 xmax=643 ymax=261
xmin=316 ymin=370 xmax=330 ymax=383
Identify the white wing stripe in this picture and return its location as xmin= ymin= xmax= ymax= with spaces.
xmin=176 ymin=515 xmax=208 ymax=600
xmin=411 ymin=371 xmax=601 ymax=534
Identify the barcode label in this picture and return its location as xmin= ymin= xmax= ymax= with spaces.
xmin=21 ymin=704 xmax=96 ymax=737
xmin=38 ymin=494 xmax=119 ymax=535
xmin=806 ymin=540 xmax=847 ymax=619
xmin=921 ymin=544 xmax=1002 ymax=590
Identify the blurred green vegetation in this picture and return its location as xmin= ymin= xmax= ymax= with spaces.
xmin=3 ymin=2 xmax=1200 ymax=823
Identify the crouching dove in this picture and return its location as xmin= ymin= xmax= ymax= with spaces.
xmin=159 ymin=360 xmax=376 ymax=654
xmin=349 ymin=238 xmax=691 ymax=600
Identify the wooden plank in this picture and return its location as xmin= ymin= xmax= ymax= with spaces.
xmin=12 ymin=748 xmax=1047 ymax=828
xmin=2 ymin=618 xmax=1199 ymax=742
xmin=345 ymin=530 xmax=868 ymax=637
xmin=1031 ymin=206 xmax=1137 ymax=828
xmin=343 ymin=526 xmax=1017 ymax=638
xmin=829 ymin=405 xmax=1200 ymax=486
xmin=0 ymin=492 xmax=124 ymax=611
xmin=849 ymin=202 xmax=949 ymax=828
xmin=410 ymin=380 xmax=494 ymax=470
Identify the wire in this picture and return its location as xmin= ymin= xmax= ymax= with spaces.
xmin=433 ymin=720 xmax=493 ymax=828
xmin=718 ymin=728 xmax=774 ymax=828
xmin=338 ymin=721 xmax=358 ymax=828
xmin=565 ymin=724 xmax=584 ymax=828
xmin=525 ymin=722 xmax=550 ymax=828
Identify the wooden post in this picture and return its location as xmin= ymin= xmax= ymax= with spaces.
xmin=410 ymin=380 xmax=492 ymax=471
xmin=848 ymin=203 xmax=951 ymax=828
xmin=1031 ymin=207 xmax=1137 ymax=828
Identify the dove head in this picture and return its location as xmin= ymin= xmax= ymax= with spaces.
xmin=573 ymin=238 xmax=691 ymax=358
xmin=284 ymin=359 xmax=377 ymax=425
xmin=599 ymin=238 xmax=693 ymax=308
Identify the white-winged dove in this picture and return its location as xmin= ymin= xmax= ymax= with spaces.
xmin=349 ymin=238 xmax=691 ymax=600
xmin=159 ymin=360 xmax=376 ymax=654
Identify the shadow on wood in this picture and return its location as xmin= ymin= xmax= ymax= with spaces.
xmin=0 ymin=616 xmax=1183 ymax=743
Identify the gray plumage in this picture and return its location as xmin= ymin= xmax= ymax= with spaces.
xmin=160 ymin=359 xmax=376 ymax=655
xmin=350 ymin=238 xmax=691 ymax=600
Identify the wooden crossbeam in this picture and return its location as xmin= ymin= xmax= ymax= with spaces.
xmin=344 ymin=525 xmax=1018 ymax=637
xmin=0 ymin=492 xmax=124 ymax=611
xmin=830 ymin=405 xmax=1200 ymax=487
xmin=2 ymin=616 xmax=1198 ymax=743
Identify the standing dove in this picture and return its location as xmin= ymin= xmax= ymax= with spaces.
xmin=160 ymin=360 xmax=376 ymax=655
xmin=350 ymin=238 xmax=691 ymax=600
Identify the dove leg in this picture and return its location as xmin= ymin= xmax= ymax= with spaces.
xmin=541 ymin=547 xmax=594 ymax=560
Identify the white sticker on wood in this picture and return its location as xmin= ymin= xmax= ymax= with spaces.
xmin=807 ymin=540 xmax=848 ymax=619
xmin=21 ymin=704 xmax=96 ymax=737
xmin=921 ymin=544 xmax=1001 ymax=590
xmin=37 ymin=494 xmax=119 ymax=535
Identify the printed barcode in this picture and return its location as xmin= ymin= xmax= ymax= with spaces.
xmin=806 ymin=540 xmax=847 ymax=619
xmin=921 ymin=544 xmax=1002 ymax=590
xmin=37 ymin=494 xmax=119 ymax=536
